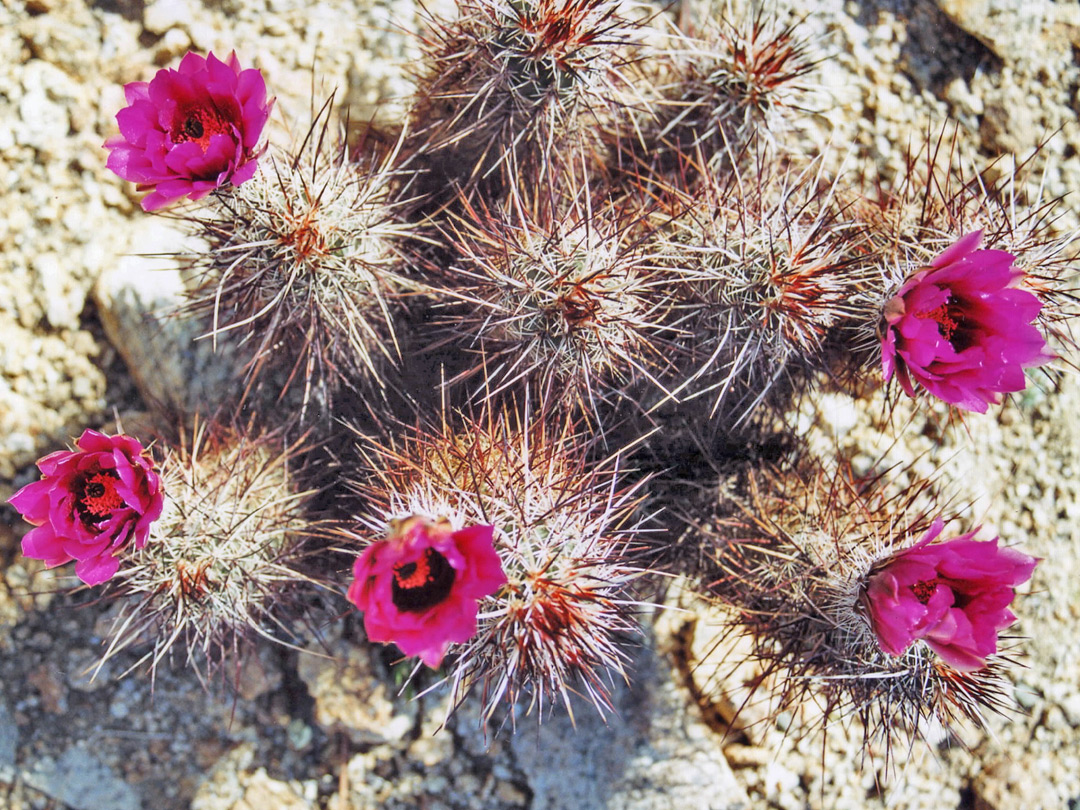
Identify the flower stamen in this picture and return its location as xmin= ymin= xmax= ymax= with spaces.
xmin=910 ymin=578 xmax=937 ymax=605
xmin=172 ymin=106 xmax=232 ymax=152
xmin=922 ymin=302 xmax=960 ymax=342
xmin=183 ymin=116 xmax=204 ymax=140
xmin=77 ymin=471 xmax=124 ymax=524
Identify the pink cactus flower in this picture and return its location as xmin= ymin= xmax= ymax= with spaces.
xmin=881 ymin=230 xmax=1053 ymax=413
xmin=104 ymin=51 xmax=273 ymax=211
xmin=864 ymin=518 xmax=1038 ymax=671
xmin=8 ymin=430 xmax=164 ymax=586
xmin=347 ymin=516 xmax=507 ymax=668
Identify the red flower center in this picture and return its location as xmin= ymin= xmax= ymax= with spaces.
xmin=920 ymin=294 xmax=977 ymax=351
xmin=172 ymin=105 xmax=234 ymax=152
xmin=923 ymin=303 xmax=958 ymax=341
xmin=391 ymin=548 xmax=456 ymax=613
xmin=910 ymin=579 xmax=938 ymax=605
xmin=76 ymin=470 xmax=125 ymax=525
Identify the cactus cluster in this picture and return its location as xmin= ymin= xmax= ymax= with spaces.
xmin=10 ymin=0 xmax=1078 ymax=771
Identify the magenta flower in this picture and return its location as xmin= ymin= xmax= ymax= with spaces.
xmin=347 ymin=516 xmax=507 ymax=668
xmin=104 ymin=51 xmax=273 ymax=211
xmin=864 ymin=518 xmax=1038 ymax=670
xmin=881 ymin=231 xmax=1053 ymax=413
xmin=8 ymin=430 xmax=164 ymax=586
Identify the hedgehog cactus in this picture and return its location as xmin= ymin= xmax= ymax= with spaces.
xmin=426 ymin=185 xmax=677 ymax=418
xmin=656 ymin=148 xmax=867 ymax=420
xmin=98 ymin=421 xmax=323 ymax=677
xmin=344 ymin=405 xmax=648 ymax=720
xmin=408 ymin=0 xmax=639 ymax=197
xmin=179 ymin=102 xmax=413 ymax=416
xmin=9 ymin=0 xmax=1075 ymax=779
xmin=689 ymin=457 xmax=1032 ymax=759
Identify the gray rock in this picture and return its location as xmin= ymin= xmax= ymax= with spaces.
xmin=65 ymin=647 xmax=113 ymax=693
xmin=0 ymin=697 xmax=16 ymax=783
xmin=510 ymin=638 xmax=750 ymax=810
xmin=235 ymin=646 xmax=283 ymax=702
xmin=20 ymin=745 xmax=141 ymax=810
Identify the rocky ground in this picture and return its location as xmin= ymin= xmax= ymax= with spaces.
xmin=2 ymin=0 xmax=1080 ymax=808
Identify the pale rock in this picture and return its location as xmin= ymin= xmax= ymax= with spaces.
xmin=16 ymin=84 xmax=69 ymax=156
xmin=409 ymin=731 xmax=455 ymax=768
xmin=723 ymin=745 xmax=772 ymax=768
xmin=191 ymin=744 xmax=255 ymax=810
xmin=972 ymin=754 xmax=1058 ymax=810
xmin=1060 ymin=692 xmax=1080 ymax=727
xmin=980 ymin=93 xmax=1036 ymax=154
xmin=936 ymin=0 xmax=998 ymax=48
xmin=156 ymin=27 xmax=193 ymax=61
xmin=99 ymin=15 xmax=144 ymax=65
xmin=17 ymin=2 xmax=104 ymax=77
xmin=815 ymin=393 xmax=858 ymax=438
xmin=34 ymin=251 xmax=85 ymax=329
xmin=93 ymin=218 xmax=239 ymax=416
xmin=262 ymin=17 xmax=291 ymax=37
xmin=143 ymin=0 xmax=198 ymax=35
xmin=0 ymin=315 xmax=107 ymax=479
xmin=873 ymin=87 xmax=904 ymax=121
xmin=869 ymin=22 xmax=894 ymax=44
xmin=98 ymin=83 xmax=129 ymax=133
xmin=1013 ymin=681 xmax=1040 ymax=711
xmin=944 ymin=76 xmax=984 ymax=117
xmin=678 ymin=600 xmax=773 ymax=743
xmin=186 ymin=21 xmax=220 ymax=52
xmin=296 ymin=643 xmax=416 ymax=745
xmin=495 ymin=782 xmax=529 ymax=805
xmin=233 ymin=769 xmax=310 ymax=810
xmin=936 ymin=0 xmax=1053 ymax=62
xmin=762 ymin=761 xmax=800 ymax=799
